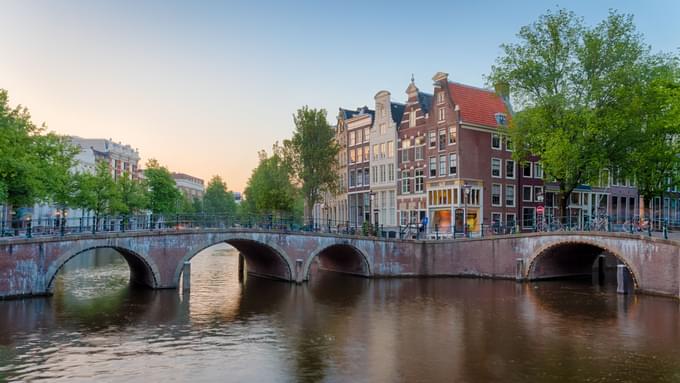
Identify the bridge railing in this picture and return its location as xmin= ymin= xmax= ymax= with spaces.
xmin=0 ymin=212 xmax=676 ymax=241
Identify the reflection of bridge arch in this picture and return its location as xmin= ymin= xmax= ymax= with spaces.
xmin=526 ymin=239 xmax=639 ymax=289
xmin=173 ymin=234 xmax=294 ymax=285
xmin=303 ymin=243 xmax=371 ymax=281
xmin=45 ymin=245 xmax=161 ymax=292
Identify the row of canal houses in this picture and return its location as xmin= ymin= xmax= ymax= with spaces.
xmin=316 ymin=71 xmax=678 ymax=236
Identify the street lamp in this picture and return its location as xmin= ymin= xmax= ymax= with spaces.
xmin=463 ymin=182 xmax=471 ymax=237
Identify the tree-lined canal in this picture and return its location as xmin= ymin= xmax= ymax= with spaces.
xmin=1 ymin=246 xmax=679 ymax=382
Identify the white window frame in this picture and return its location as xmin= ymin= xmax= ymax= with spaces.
xmin=523 ymin=163 xmax=532 ymax=178
xmin=438 ymin=107 xmax=446 ymax=122
xmin=491 ymin=133 xmax=501 ymax=150
xmin=522 ymin=185 xmax=533 ymax=202
xmin=491 ymin=183 xmax=502 ymax=207
xmin=491 ymin=158 xmax=502 ymax=178
xmin=506 ymin=159 xmax=515 ymax=179
xmin=533 ymin=162 xmax=544 ymax=179
xmin=522 ymin=207 xmax=536 ymax=229
xmin=505 ymin=185 xmax=515 ymax=207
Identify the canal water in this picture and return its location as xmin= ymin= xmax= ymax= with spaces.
xmin=1 ymin=246 xmax=680 ymax=382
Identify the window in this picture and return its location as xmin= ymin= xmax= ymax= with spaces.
xmin=387 ymin=141 xmax=394 ymax=158
xmin=506 ymin=160 xmax=515 ymax=179
xmin=429 ymin=131 xmax=436 ymax=148
xmin=438 ymin=107 xmax=446 ymax=122
xmin=534 ymin=162 xmax=543 ymax=179
xmin=363 ymin=146 xmax=369 ymax=162
xmin=379 ymin=123 xmax=386 ymax=135
xmin=429 ymin=157 xmax=437 ymax=177
xmin=415 ymin=146 xmax=424 ymax=161
xmin=492 ymin=213 xmax=502 ymax=225
xmin=506 ymin=213 xmax=516 ymax=228
xmin=349 ymin=131 xmax=356 ymax=146
xmin=505 ymin=185 xmax=515 ymax=207
xmin=439 ymin=155 xmax=446 ymax=176
xmin=373 ymin=144 xmax=379 ymax=160
xmin=523 ymin=163 xmax=532 ymax=178
xmin=380 ymin=165 xmax=386 ymax=183
xmin=506 ymin=138 xmax=513 ymax=151
xmin=415 ymin=169 xmax=424 ymax=193
xmin=534 ymin=186 xmax=543 ymax=202
xmin=357 ymin=147 xmax=363 ymax=163
xmin=401 ymin=147 xmax=409 ymax=162
xmin=492 ymin=134 xmax=501 ymax=149
xmin=380 ymin=143 xmax=385 ymax=159
xmin=388 ymin=164 xmax=394 ymax=181
xmin=409 ymin=110 xmax=416 ymax=127
xmin=449 ymin=153 xmax=457 ymax=175
xmin=357 ymin=169 xmax=363 ymax=186
xmin=437 ymin=92 xmax=444 ymax=104
xmin=522 ymin=186 xmax=532 ymax=202
xmin=495 ymin=113 xmax=507 ymax=126
xmin=349 ymin=170 xmax=356 ymax=187
xmin=438 ymin=129 xmax=446 ymax=150
xmin=363 ymin=127 xmax=370 ymax=142
xmin=364 ymin=168 xmax=370 ymax=185
xmin=449 ymin=125 xmax=456 ymax=145
xmin=401 ymin=171 xmax=411 ymax=193
xmin=350 ymin=149 xmax=356 ymax=163
xmin=356 ymin=129 xmax=362 ymax=144
xmin=491 ymin=158 xmax=502 ymax=178
xmin=523 ymin=207 xmax=535 ymax=228
xmin=492 ymin=184 xmax=502 ymax=206
xmin=372 ymin=166 xmax=377 ymax=183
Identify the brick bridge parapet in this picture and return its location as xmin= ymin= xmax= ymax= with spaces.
xmin=0 ymin=229 xmax=678 ymax=299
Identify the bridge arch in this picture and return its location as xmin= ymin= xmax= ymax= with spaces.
xmin=303 ymin=242 xmax=371 ymax=281
xmin=174 ymin=235 xmax=293 ymax=285
xmin=526 ymin=238 xmax=640 ymax=289
xmin=45 ymin=245 xmax=161 ymax=293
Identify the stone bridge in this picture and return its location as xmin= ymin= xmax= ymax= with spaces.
xmin=0 ymin=229 xmax=679 ymax=299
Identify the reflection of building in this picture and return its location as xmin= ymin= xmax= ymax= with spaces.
xmin=172 ymin=172 xmax=205 ymax=200
xmin=70 ymin=137 xmax=141 ymax=180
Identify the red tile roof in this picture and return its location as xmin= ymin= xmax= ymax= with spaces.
xmin=448 ymin=82 xmax=509 ymax=127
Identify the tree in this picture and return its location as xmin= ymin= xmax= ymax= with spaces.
xmin=626 ymin=59 xmax=680 ymax=214
xmin=38 ymin=134 xmax=80 ymax=214
xmin=244 ymin=144 xmax=298 ymax=216
xmin=284 ymin=106 xmax=339 ymax=221
xmin=143 ymin=159 xmax=181 ymax=215
xmin=488 ymin=9 xmax=656 ymax=216
xmin=74 ymin=161 xmax=118 ymax=219
xmin=203 ymin=175 xmax=236 ymax=216
xmin=113 ymin=172 xmax=147 ymax=215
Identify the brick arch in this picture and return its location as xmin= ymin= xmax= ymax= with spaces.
xmin=45 ymin=244 xmax=161 ymax=293
xmin=303 ymin=242 xmax=372 ymax=281
xmin=526 ymin=238 xmax=640 ymax=289
xmin=173 ymin=234 xmax=293 ymax=285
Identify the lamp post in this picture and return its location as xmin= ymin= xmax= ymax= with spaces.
xmin=463 ymin=182 xmax=471 ymax=237
xmin=26 ymin=216 xmax=32 ymax=238
xmin=61 ymin=211 xmax=67 ymax=237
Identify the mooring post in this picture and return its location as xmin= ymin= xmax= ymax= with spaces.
xmin=597 ymin=254 xmax=606 ymax=283
xmin=238 ymin=253 xmax=245 ymax=283
xmin=515 ymin=258 xmax=525 ymax=282
xmin=617 ymin=264 xmax=633 ymax=294
xmin=182 ymin=261 xmax=191 ymax=291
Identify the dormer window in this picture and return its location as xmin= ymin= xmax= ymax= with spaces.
xmin=495 ymin=113 xmax=507 ymax=126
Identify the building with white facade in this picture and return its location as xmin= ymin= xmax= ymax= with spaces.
xmin=172 ymin=172 xmax=205 ymax=200
xmin=70 ymin=137 xmax=141 ymax=180
xmin=370 ymin=90 xmax=403 ymax=230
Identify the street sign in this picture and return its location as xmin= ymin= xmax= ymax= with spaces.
xmin=536 ymin=205 xmax=545 ymax=214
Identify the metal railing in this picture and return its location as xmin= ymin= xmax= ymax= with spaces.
xmin=0 ymin=212 xmax=675 ymax=241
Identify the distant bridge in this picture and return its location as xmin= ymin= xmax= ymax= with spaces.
xmin=1 ymin=228 xmax=678 ymax=299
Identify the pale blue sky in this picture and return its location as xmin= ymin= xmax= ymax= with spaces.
xmin=1 ymin=0 xmax=678 ymax=191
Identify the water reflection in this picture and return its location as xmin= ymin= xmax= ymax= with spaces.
xmin=2 ymin=247 xmax=680 ymax=382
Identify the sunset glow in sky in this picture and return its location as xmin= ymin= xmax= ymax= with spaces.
xmin=2 ymin=0 xmax=678 ymax=192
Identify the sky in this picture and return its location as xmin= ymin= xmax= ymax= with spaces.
xmin=1 ymin=0 xmax=678 ymax=192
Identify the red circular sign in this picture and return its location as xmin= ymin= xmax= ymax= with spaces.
xmin=536 ymin=206 xmax=545 ymax=214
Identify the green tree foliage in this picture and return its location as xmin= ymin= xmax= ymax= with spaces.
xmin=284 ymin=106 xmax=339 ymax=220
xmin=143 ymin=159 xmax=182 ymax=214
xmin=113 ymin=172 xmax=147 ymax=215
xmin=203 ymin=175 xmax=236 ymax=215
xmin=0 ymin=89 xmax=77 ymax=211
xmin=74 ymin=161 xmax=118 ymax=218
xmin=244 ymin=145 xmax=298 ymax=216
xmin=488 ymin=9 xmax=660 ymax=215
xmin=620 ymin=58 xmax=680 ymax=202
